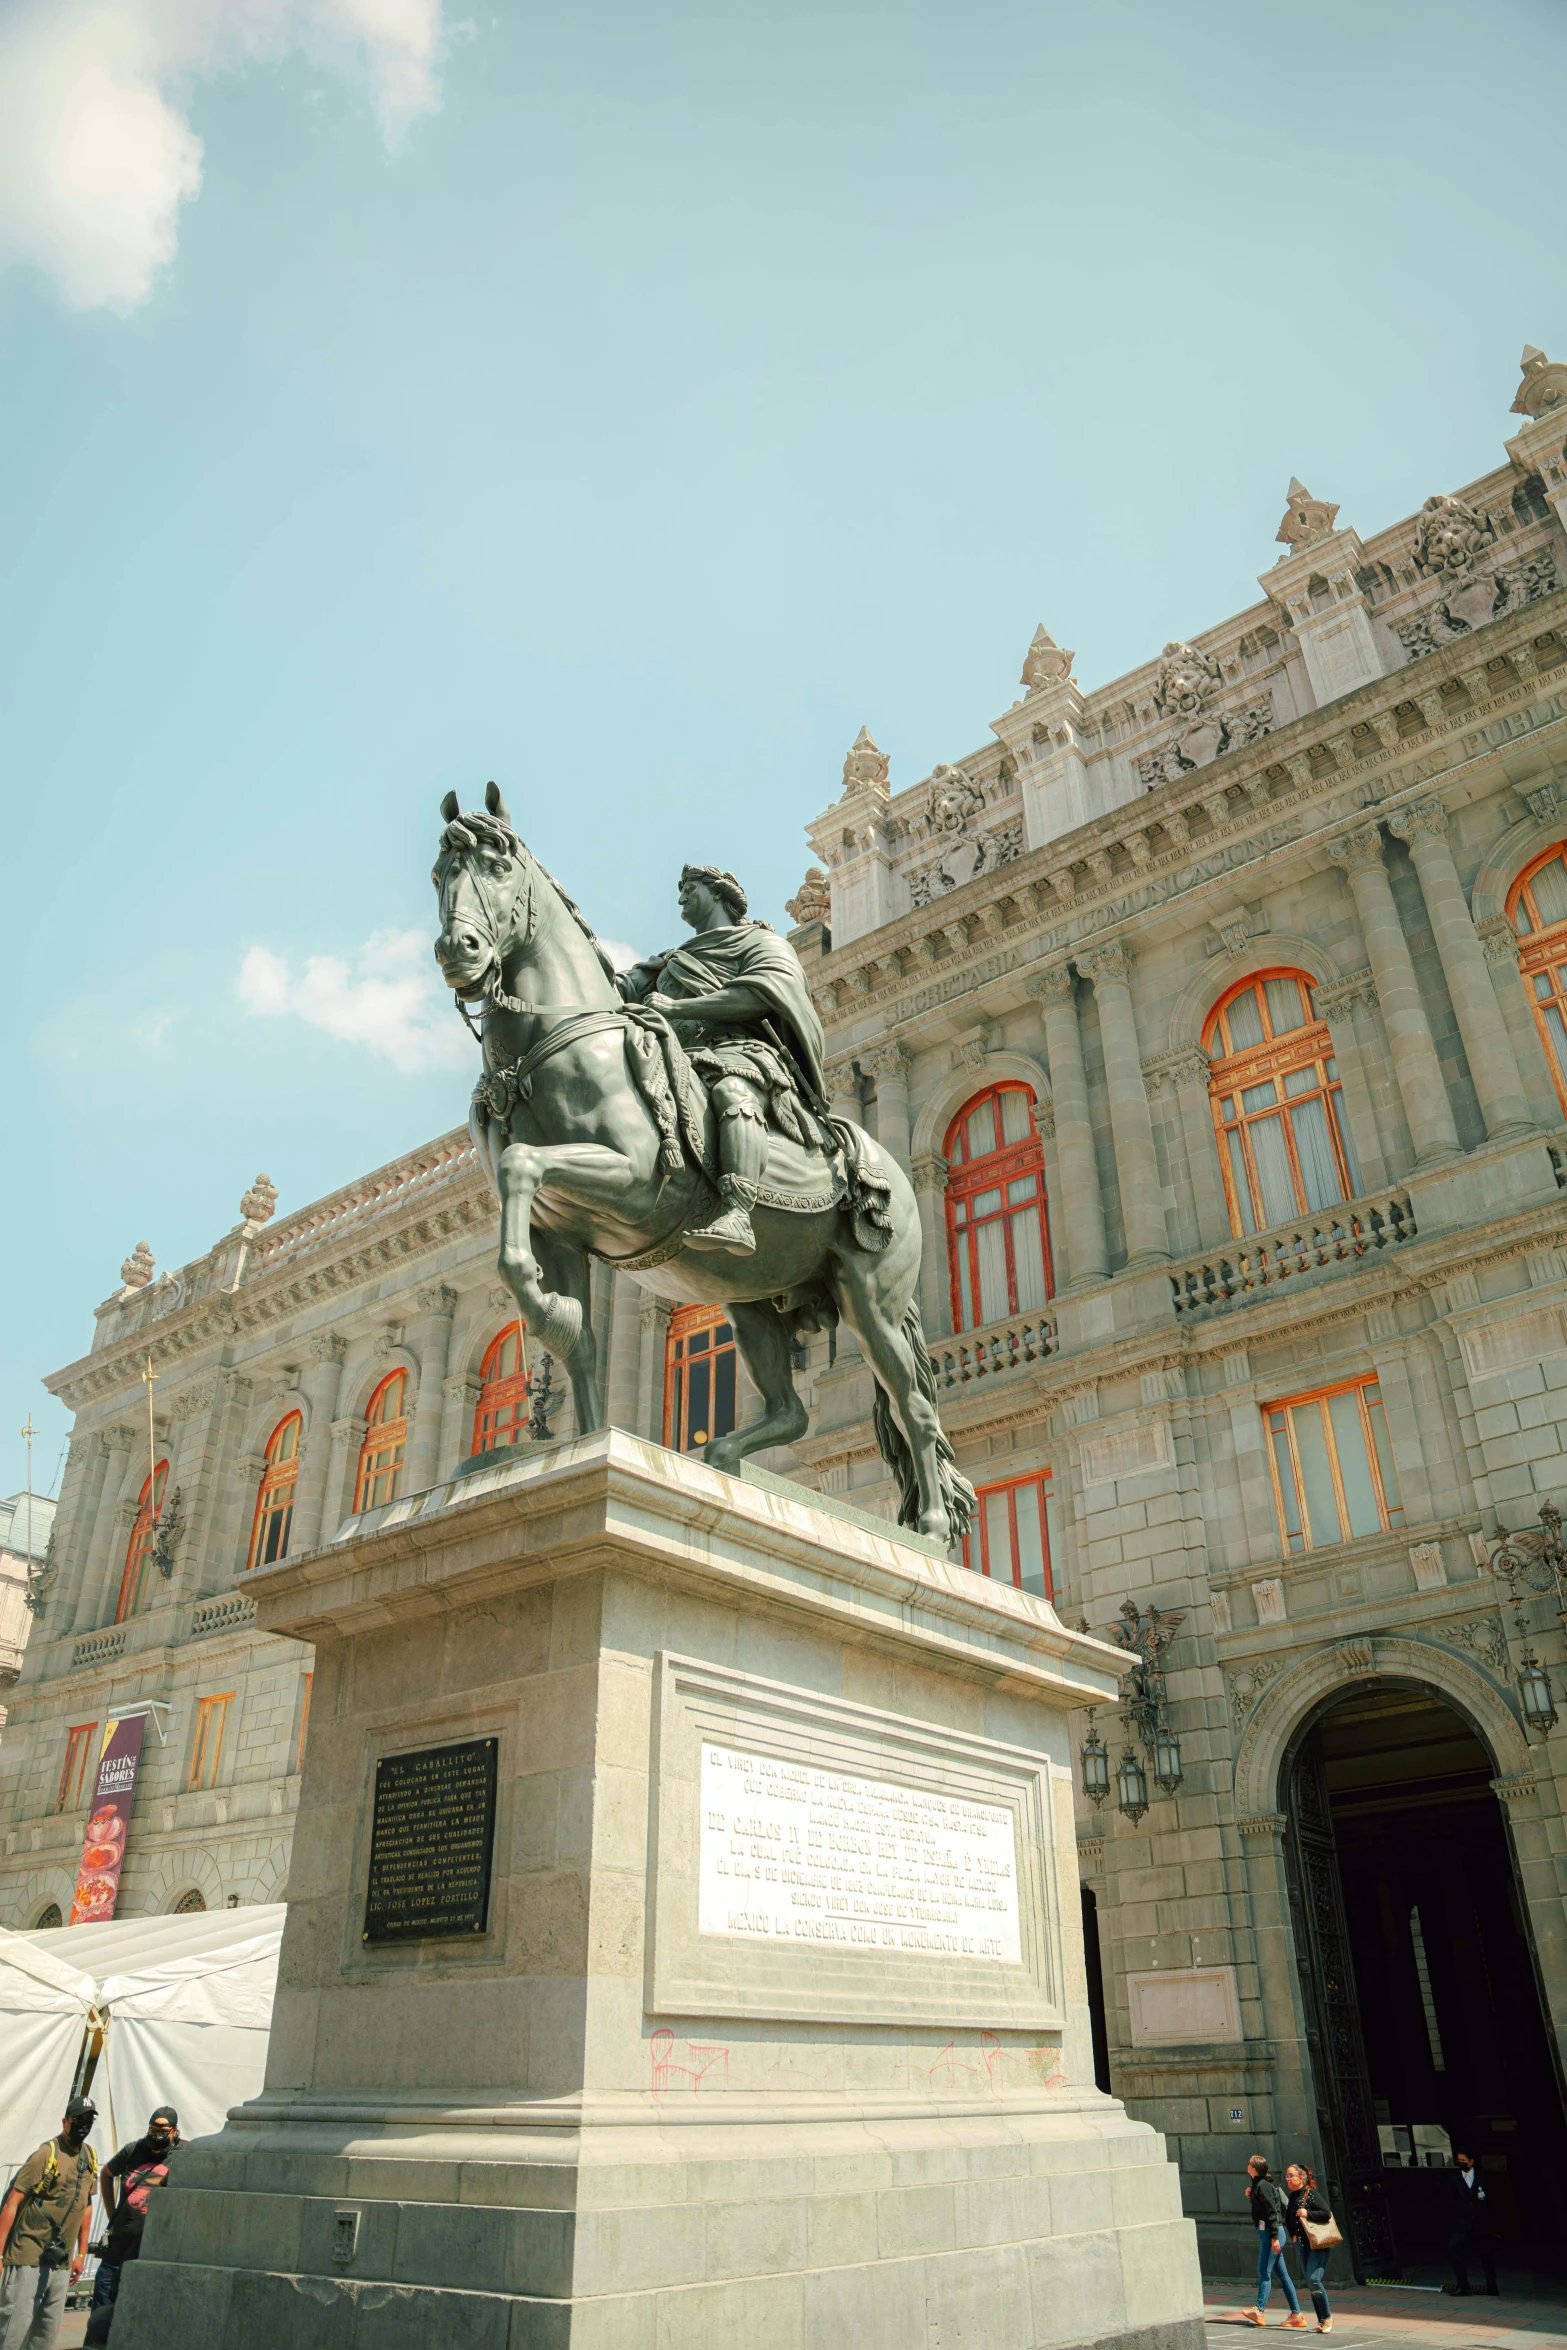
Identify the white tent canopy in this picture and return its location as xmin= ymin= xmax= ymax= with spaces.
xmin=0 ymin=1906 xmax=284 ymax=2180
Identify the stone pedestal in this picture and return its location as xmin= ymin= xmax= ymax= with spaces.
xmin=114 ymin=1431 xmax=1203 ymax=2350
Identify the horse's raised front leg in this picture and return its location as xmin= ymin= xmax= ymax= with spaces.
xmin=703 ymin=1300 xmax=809 ymax=1475
xmin=531 ymin=1228 xmax=603 ymax=1432
xmin=495 ymin=1141 xmax=635 ymax=1364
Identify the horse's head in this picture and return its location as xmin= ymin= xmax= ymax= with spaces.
xmin=432 ymin=781 xmax=535 ymax=1002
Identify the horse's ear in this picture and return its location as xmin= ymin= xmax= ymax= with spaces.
xmin=485 ymin=780 xmax=511 ymax=823
xmin=440 ymin=790 xmax=459 ymax=823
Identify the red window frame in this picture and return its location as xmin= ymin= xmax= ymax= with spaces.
xmin=115 ymin=1461 xmax=169 ymax=1623
xmin=56 ymin=1724 xmax=96 ymax=1813
xmin=943 ymin=1085 xmax=1052 ymax=1334
xmin=664 ymin=1306 xmax=738 ymax=1453
xmin=473 ymin=1324 xmax=530 ymax=1454
xmin=248 ymin=1412 xmax=301 ymax=1570
xmin=1507 ymin=842 xmax=1567 ymax=1114
xmin=354 ymin=1371 xmax=409 ymax=1513
xmin=1263 ymin=1375 xmax=1405 ymax=1554
xmin=963 ymin=1472 xmax=1053 ymax=1599
xmin=1203 ymin=969 xmax=1360 ymax=1237
xmin=188 ymin=1692 xmax=234 ymax=1792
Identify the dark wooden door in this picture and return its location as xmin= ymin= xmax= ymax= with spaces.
xmin=1283 ymin=1729 xmax=1399 ymax=2279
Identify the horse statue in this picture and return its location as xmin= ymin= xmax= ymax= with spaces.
xmin=432 ymin=783 xmax=975 ymax=1546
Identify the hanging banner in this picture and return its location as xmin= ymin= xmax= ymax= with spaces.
xmin=68 ymin=1716 xmax=146 ymax=1925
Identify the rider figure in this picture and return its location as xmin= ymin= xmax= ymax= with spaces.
xmin=616 ymin=865 xmax=833 ymax=1257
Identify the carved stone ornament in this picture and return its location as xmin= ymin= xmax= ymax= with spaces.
xmin=1436 ymin=1615 xmax=1509 ymax=1677
xmin=239 ymin=1173 xmax=279 ymax=1227
xmin=1411 ymin=491 xmax=1508 ymax=638
xmin=1225 ymin=1656 xmax=1285 ymax=1730
xmin=119 ymin=1241 xmax=155 ymax=1291
xmin=1135 ymin=642 xmax=1270 ymax=788
xmin=839 ymin=725 xmax=890 ymax=802
xmin=784 ymin=866 xmax=831 ymax=927
xmin=908 ymin=763 xmax=1015 ymax=901
xmin=1512 ymin=343 xmax=1567 ymax=420
xmin=1275 ymin=477 xmax=1340 ymax=552
xmin=1021 ymin=625 xmax=1075 ymax=692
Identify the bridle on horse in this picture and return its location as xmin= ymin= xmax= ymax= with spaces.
xmin=447 ymin=854 xmax=537 ymax=1039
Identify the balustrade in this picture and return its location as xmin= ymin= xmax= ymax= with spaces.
xmin=927 ymin=1309 xmax=1058 ymax=1390
xmin=1169 ymin=1185 xmax=1418 ymax=1315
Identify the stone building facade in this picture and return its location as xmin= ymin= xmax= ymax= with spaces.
xmin=6 ymin=344 xmax=1567 ymax=2278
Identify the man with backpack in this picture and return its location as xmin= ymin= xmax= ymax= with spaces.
xmin=84 ymin=2107 xmax=182 ymax=2344
xmin=0 ymin=2096 xmax=98 ymax=2350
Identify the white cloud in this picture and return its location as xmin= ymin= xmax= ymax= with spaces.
xmin=237 ymin=927 xmax=471 ymax=1074
xmin=0 ymin=0 xmax=444 ymax=313
xmin=599 ymin=937 xmax=642 ymax=973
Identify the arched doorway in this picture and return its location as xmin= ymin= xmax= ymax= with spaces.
xmin=1283 ymin=1681 xmax=1566 ymax=2282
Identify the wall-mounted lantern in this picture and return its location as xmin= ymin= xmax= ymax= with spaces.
xmin=1152 ymin=1725 xmax=1185 ymax=1796
xmin=1116 ymin=1746 xmax=1149 ymax=1824
xmin=1516 ymin=1647 xmax=1558 ymax=1736
xmin=1080 ymin=1712 xmax=1111 ymax=1807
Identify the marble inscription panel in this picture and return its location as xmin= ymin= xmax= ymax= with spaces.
xmin=697 ymin=1740 xmax=1021 ymax=1964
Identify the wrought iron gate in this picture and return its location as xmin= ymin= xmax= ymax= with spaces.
xmin=1283 ymin=1729 xmax=1398 ymax=2279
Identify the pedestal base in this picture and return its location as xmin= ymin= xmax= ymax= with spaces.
xmin=113 ymin=1434 xmax=1202 ymax=2350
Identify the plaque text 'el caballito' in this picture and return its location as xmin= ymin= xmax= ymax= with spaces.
xmin=363 ymin=1737 xmax=498 ymax=1944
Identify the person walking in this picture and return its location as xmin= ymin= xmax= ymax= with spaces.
xmin=0 ymin=2097 xmax=98 ymax=2350
xmin=1443 ymin=2150 xmax=1498 ymax=2297
xmin=1243 ymin=2155 xmax=1305 ymax=2326
xmin=84 ymin=2107 xmax=182 ymax=2345
xmin=1284 ymin=2163 xmax=1336 ymax=2333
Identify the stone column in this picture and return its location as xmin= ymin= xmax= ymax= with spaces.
xmin=1477 ymin=917 xmax=1565 ymax=1130
xmin=289 ymin=1338 xmax=347 ymax=1556
xmin=441 ymin=1371 xmax=481 ymax=1475
xmin=637 ymin=1296 xmax=672 ymax=1444
xmin=53 ymin=1432 xmax=110 ymax=1634
xmin=405 ymin=1286 xmax=458 ymax=1491
xmin=1028 ymin=966 xmax=1110 ymax=1288
xmin=1074 ymin=944 xmax=1168 ymax=1268
xmin=866 ymin=1044 xmax=912 ymax=1171
xmin=1167 ymin=1049 xmax=1232 ymax=1249
xmin=910 ymin=1153 xmax=952 ymax=1337
xmin=825 ymin=1056 xmax=862 ymax=1128
xmin=1326 ymin=824 xmax=1460 ymax=1166
xmin=73 ymin=1428 xmax=138 ymax=1630
xmin=324 ymin=1415 xmax=366 ymax=1532
xmin=605 ymin=1271 xmax=643 ymax=1435
xmin=1386 ymin=798 xmax=1533 ymax=1140
xmin=1314 ymin=973 xmax=1391 ymax=1193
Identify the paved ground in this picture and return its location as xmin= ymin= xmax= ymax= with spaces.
xmin=1207 ymin=2282 xmax=1567 ymax=2350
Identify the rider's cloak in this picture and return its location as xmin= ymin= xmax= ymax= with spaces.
xmin=623 ymin=922 xmax=829 ymax=1111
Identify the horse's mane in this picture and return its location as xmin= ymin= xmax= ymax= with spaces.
xmin=440 ymin=810 xmax=616 ymax=983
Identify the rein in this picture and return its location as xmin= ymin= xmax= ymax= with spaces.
xmin=453 ymin=863 xmax=537 ymax=1038
xmin=472 ymin=1009 xmax=629 ymax=1124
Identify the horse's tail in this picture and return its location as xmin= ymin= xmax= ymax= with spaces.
xmin=870 ymin=1303 xmax=977 ymax=1550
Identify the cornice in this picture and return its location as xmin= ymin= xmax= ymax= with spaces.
xmin=813 ymin=590 xmax=1567 ymax=1037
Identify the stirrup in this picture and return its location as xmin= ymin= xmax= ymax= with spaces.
xmin=687 ymin=1205 xmax=756 ymax=1256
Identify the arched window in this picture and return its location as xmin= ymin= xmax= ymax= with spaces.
xmin=1507 ymin=841 xmax=1567 ymax=1111
xmin=172 ymin=1888 xmax=208 ymax=1914
xmin=473 ymin=1324 xmax=530 ymax=1453
xmin=664 ymin=1306 xmax=738 ymax=1453
xmin=248 ymin=1412 xmax=301 ymax=1570
xmin=944 ymin=1084 xmax=1051 ymax=1332
xmin=1205 ymin=970 xmax=1361 ymax=1237
xmin=32 ymin=1903 xmax=63 ymax=1931
xmin=354 ymin=1372 xmax=408 ymax=1513
xmin=115 ymin=1460 xmax=169 ymax=1622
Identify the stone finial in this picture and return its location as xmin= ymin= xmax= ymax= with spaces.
xmin=784 ymin=867 xmax=831 ymax=927
xmin=1275 ymin=477 xmax=1340 ymax=551
xmin=1020 ymin=625 xmax=1075 ymax=692
xmin=840 ymin=725 xmax=890 ymax=801
xmin=1512 ymin=344 xmax=1567 ymax=420
xmin=239 ymin=1173 xmax=278 ymax=1227
xmin=120 ymin=1241 xmax=155 ymax=1291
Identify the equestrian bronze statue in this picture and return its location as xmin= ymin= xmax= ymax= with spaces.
xmin=432 ymin=783 xmax=975 ymax=1545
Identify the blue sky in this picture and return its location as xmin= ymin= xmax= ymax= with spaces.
xmin=3 ymin=0 xmax=1565 ymax=1495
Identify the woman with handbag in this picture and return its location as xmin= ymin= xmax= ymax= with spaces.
xmin=1284 ymin=2163 xmax=1341 ymax=2332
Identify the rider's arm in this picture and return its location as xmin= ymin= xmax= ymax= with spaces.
xmin=648 ymin=981 xmax=771 ymax=1023
xmin=0 ymin=2183 xmax=22 ymax=2259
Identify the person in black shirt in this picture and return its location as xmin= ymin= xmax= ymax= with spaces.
xmin=1442 ymin=2150 xmax=1498 ymax=2297
xmin=85 ymin=2109 xmax=181 ymax=2343
xmin=1283 ymin=2163 xmax=1335 ymax=2332
xmin=1244 ymin=2156 xmax=1304 ymax=2325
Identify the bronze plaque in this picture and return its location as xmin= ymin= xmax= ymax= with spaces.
xmin=363 ymin=1737 xmax=498 ymax=1944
